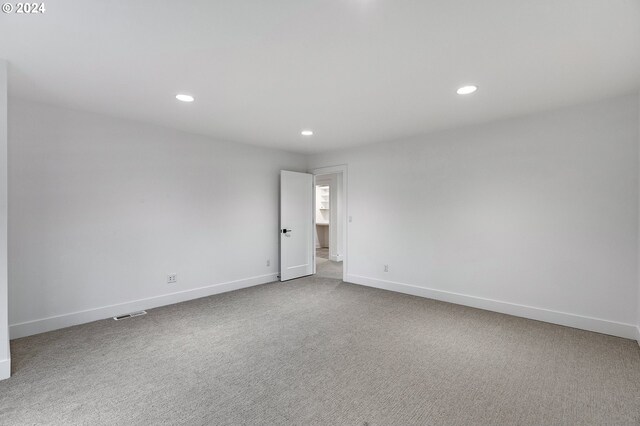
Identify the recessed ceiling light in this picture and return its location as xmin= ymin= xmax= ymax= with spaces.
xmin=176 ymin=94 xmax=195 ymax=102
xmin=456 ymin=85 xmax=477 ymax=95
xmin=301 ymin=130 xmax=313 ymax=136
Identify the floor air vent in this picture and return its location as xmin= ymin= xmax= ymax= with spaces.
xmin=113 ymin=310 xmax=147 ymax=321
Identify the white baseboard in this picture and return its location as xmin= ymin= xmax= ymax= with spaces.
xmin=10 ymin=273 xmax=278 ymax=339
xmin=346 ymin=274 xmax=638 ymax=340
xmin=0 ymin=358 xmax=10 ymax=381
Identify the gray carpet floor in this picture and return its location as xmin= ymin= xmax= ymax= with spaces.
xmin=316 ymin=259 xmax=343 ymax=281
xmin=316 ymin=247 xmax=330 ymax=259
xmin=1 ymin=275 xmax=639 ymax=425
xmin=316 ymin=247 xmax=343 ymax=280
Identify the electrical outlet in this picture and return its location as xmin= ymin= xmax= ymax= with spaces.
xmin=266 ymin=259 xmax=270 ymax=267
xmin=167 ymin=274 xmax=177 ymax=284
xmin=384 ymin=265 xmax=389 ymax=272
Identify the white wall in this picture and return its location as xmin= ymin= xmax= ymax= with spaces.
xmin=8 ymin=99 xmax=307 ymax=338
xmin=5 ymin=94 xmax=640 ymax=345
xmin=309 ymin=94 xmax=640 ymax=339
xmin=0 ymin=60 xmax=9 ymax=380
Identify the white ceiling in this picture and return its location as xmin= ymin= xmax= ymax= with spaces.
xmin=1 ymin=0 xmax=639 ymax=154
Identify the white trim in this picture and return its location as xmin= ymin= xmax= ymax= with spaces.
xmin=311 ymin=165 xmax=348 ymax=282
xmin=346 ymin=274 xmax=638 ymax=340
xmin=0 ymin=358 xmax=9 ymax=380
xmin=311 ymin=177 xmax=318 ymax=276
xmin=636 ymin=326 xmax=640 ymax=346
xmin=10 ymin=273 xmax=278 ymax=339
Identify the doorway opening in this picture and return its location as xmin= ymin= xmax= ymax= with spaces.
xmin=314 ymin=170 xmax=345 ymax=280
xmin=279 ymin=165 xmax=347 ymax=282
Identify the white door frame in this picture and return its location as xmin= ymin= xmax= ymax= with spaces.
xmin=311 ymin=164 xmax=348 ymax=282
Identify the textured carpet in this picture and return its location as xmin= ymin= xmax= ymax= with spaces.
xmin=316 ymin=258 xmax=343 ymax=280
xmin=316 ymin=247 xmax=343 ymax=280
xmin=1 ymin=276 xmax=639 ymax=425
xmin=316 ymin=247 xmax=329 ymax=260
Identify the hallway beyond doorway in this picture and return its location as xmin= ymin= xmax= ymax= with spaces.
xmin=316 ymin=248 xmax=342 ymax=280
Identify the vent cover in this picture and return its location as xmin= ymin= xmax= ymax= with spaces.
xmin=113 ymin=310 xmax=147 ymax=321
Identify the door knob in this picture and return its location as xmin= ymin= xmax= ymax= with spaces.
xmin=281 ymin=229 xmax=292 ymax=234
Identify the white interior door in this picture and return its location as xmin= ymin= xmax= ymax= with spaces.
xmin=280 ymin=170 xmax=314 ymax=281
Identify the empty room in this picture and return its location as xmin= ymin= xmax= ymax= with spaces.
xmin=1 ymin=1 xmax=639 ymax=425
